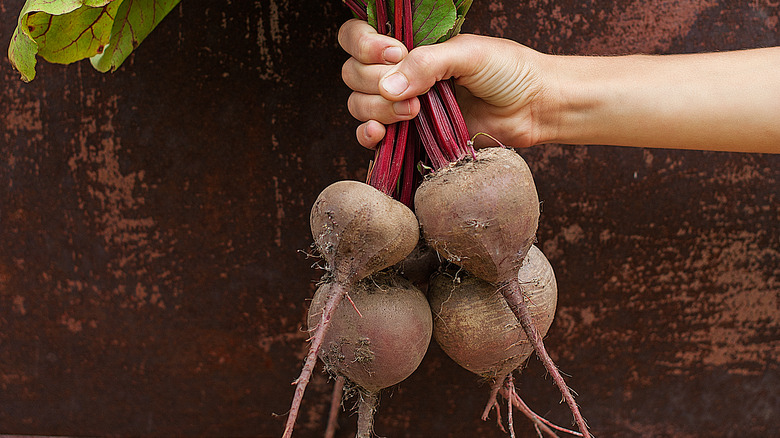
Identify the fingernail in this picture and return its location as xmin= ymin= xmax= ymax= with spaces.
xmin=383 ymin=46 xmax=403 ymax=63
xmin=393 ymin=100 xmax=412 ymax=116
xmin=382 ymin=72 xmax=409 ymax=96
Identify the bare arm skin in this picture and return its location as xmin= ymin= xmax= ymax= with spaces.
xmin=339 ymin=19 xmax=780 ymax=154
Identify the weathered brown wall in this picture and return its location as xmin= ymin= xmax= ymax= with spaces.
xmin=1 ymin=1 xmax=777 ymax=437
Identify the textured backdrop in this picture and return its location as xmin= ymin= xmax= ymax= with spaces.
xmin=1 ymin=1 xmax=778 ymax=437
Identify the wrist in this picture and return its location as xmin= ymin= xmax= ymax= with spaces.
xmin=533 ymin=53 xmax=602 ymax=146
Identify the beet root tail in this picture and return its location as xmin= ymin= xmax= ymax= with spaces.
xmin=483 ymin=372 xmax=578 ymax=438
xmin=501 ymin=278 xmax=591 ymax=438
xmin=506 ymin=374 xmax=516 ymax=438
xmin=499 ymin=376 xmax=584 ymax=437
xmin=324 ymin=375 xmax=346 ymax=438
xmin=356 ymin=391 xmax=378 ymax=438
xmin=481 ymin=378 xmax=506 ymax=432
xmin=283 ymin=282 xmax=348 ymax=438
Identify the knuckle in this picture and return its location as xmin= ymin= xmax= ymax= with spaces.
xmin=337 ymin=19 xmax=363 ymax=53
xmin=341 ymin=59 xmax=355 ymax=86
xmin=349 ymin=92 xmax=399 ymax=125
xmin=356 ymin=33 xmax=376 ymax=62
xmin=366 ymin=97 xmax=385 ymax=122
xmin=346 ymin=93 xmax=364 ymax=121
xmin=408 ymin=46 xmax=438 ymax=76
xmin=337 ymin=23 xmax=349 ymax=50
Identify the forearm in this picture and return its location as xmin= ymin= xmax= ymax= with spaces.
xmin=541 ymin=47 xmax=780 ymax=153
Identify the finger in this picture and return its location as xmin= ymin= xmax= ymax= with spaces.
xmin=338 ymin=19 xmax=407 ymax=65
xmin=378 ymin=34 xmax=486 ymax=101
xmin=347 ymin=92 xmax=420 ymax=125
xmin=356 ymin=120 xmax=386 ymax=150
xmin=342 ymin=58 xmax=394 ymax=94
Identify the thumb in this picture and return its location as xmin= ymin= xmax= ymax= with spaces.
xmin=378 ymin=34 xmax=482 ymax=101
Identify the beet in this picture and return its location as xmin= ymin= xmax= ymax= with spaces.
xmin=311 ymin=180 xmax=420 ymax=285
xmin=414 ymin=147 xmax=539 ymax=283
xmin=428 ymin=246 xmax=557 ymax=380
xmin=308 ymin=272 xmax=432 ymax=437
xmin=394 ymin=241 xmax=441 ymax=292
xmin=284 ymin=180 xmax=420 ymax=438
xmin=308 ymin=273 xmax=432 ymax=392
xmin=415 ymin=148 xmax=590 ymax=437
xmin=430 ymin=246 xmax=580 ymax=436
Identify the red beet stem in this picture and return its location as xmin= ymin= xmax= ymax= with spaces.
xmin=399 ymin=132 xmax=419 ymax=206
xmin=436 ymin=80 xmax=469 ymax=149
xmin=369 ymin=124 xmax=397 ymax=193
xmin=414 ymin=110 xmax=449 ymax=169
xmin=501 ymin=277 xmax=591 ymax=438
xmin=375 ymin=0 xmax=388 ymax=34
xmin=403 ymin=0 xmax=413 ymax=47
xmin=387 ymin=120 xmax=409 ymax=193
xmin=283 ymin=282 xmax=348 ymax=438
xmin=394 ymin=0 xmax=403 ymax=40
xmin=342 ymin=0 xmax=367 ymax=20
xmin=421 ymin=91 xmax=460 ymax=162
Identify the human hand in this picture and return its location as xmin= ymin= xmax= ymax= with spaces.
xmin=338 ymin=19 xmax=557 ymax=149
xmin=340 ymin=19 xmax=780 ymax=154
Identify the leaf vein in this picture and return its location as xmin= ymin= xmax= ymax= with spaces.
xmin=50 ymin=7 xmax=112 ymax=54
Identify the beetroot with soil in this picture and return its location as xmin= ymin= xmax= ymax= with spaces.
xmin=283 ymin=180 xmax=419 ymax=438
xmin=308 ymin=272 xmax=432 ymax=437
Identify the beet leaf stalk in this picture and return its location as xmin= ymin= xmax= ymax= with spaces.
xmin=343 ymin=0 xmax=368 ymax=20
xmin=366 ymin=0 xmax=415 ymax=200
xmin=350 ymin=0 xmax=474 ymax=205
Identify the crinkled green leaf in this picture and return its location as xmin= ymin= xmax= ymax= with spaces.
xmin=453 ymin=0 xmax=472 ymax=16
xmin=90 ymin=0 xmax=180 ymax=73
xmin=29 ymin=2 xmax=123 ymax=64
xmin=442 ymin=0 xmax=472 ymax=41
xmin=7 ymin=0 xmax=179 ymax=82
xmin=9 ymin=0 xmax=119 ymax=81
xmin=412 ymin=0 xmax=456 ymax=46
xmin=8 ymin=23 xmax=39 ymax=81
xmin=367 ymin=0 xmax=457 ymax=47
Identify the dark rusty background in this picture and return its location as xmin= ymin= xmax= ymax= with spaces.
xmin=1 ymin=1 xmax=778 ymax=437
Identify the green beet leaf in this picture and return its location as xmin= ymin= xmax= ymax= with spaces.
xmin=7 ymin=0 xmax=179 ymax=82
xmin=9 ymin=0 xmax=115 ymax=81
xmin=443 ymin=0 xmax=473 ymax=41
xmin=413 ymin=0 xmax=457 ymax=46
xmin=30 ymin=2 xmax=122 ymax=63
xmin=367 ymin=0 xmax=457 ymax=47
xmin=90 ymin=0 xmax=180 ymax=73
xmin=454 ymin=0 xmax=472 ymax=15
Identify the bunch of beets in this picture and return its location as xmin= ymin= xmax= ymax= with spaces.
xmin=283 ymin=1 xmax=591 ymax=437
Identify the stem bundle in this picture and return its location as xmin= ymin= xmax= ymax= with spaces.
xmin=348 ymin=0 xmax=474 ymax=204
